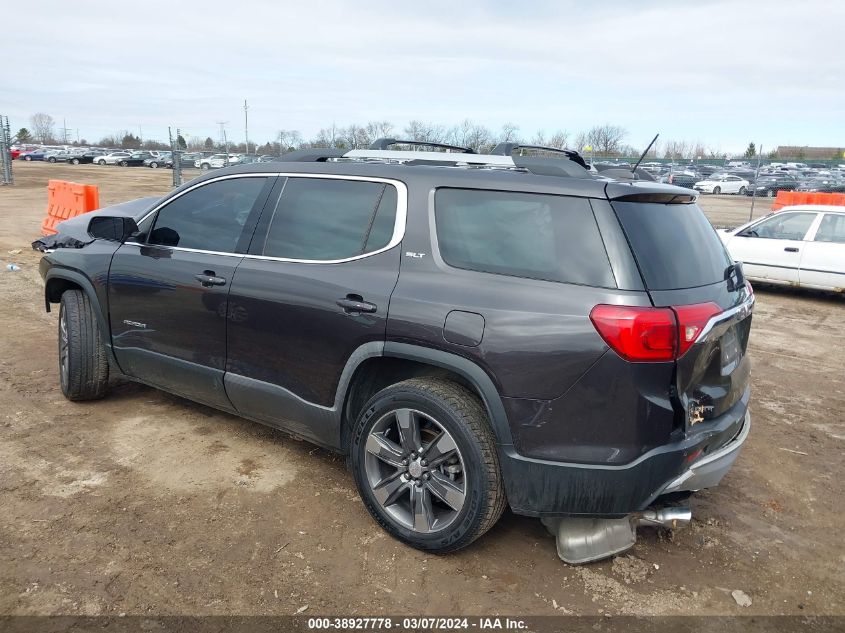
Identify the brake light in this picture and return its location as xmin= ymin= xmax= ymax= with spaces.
xmin=590 ymin=302 xmax=722 ymax=362
xmin=673 ymin=302 xmax=722 ymax=356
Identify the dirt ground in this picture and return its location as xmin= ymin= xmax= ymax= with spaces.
xmin=0 ymin=162 xmax=843 ymax=617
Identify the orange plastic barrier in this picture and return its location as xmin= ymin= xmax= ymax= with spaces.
xmin=772 ymin=190 xmax=845 ymax=212
xmin=41 ymin=179 xmax=100 ymax=236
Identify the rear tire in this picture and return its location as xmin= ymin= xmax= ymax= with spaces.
xmin=24 ymin=155 xmax=32 ymax=161
xmin=351 ymin=377 xmax=506 ymax=554
xmin=201 ymin=163 xmax=210 ymax=171
xmin=59 ymin=290 xmax=109 ymax=401
xmin=150 ymin=162 xmax=159 ymax=168
xmin=97 ymin=159 xmax=106 ymax=165
xmin=71 ymin=158 xmax=80 ymax=165
xmin=712 ymin=186 xmax=721 ymax=195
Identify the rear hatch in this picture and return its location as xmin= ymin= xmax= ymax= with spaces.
xmin=610 ymin=194 xmax=753 ymax=433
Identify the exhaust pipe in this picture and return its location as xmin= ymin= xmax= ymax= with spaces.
xmin=634 ymin=507 xmax=692 ymax=529
xmin=541 ymin=507 xmax=691 ymax=565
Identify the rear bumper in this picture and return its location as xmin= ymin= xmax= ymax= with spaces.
xmin=500 ymin=409 xmax=750 ymax=518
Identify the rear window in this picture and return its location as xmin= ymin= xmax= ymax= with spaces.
xmin=434 ymin=188 xmax=615 ymax=288
xmin=612 ymin=201 xmax=732 ymax=290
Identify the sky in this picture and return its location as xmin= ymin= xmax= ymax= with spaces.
xmin=3 ymin=0 xmax=844 ymax=155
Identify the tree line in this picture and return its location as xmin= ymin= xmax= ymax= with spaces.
xmin=16 ymin=111 xmax=792 ymax=160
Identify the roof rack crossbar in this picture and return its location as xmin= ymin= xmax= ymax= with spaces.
xmin=491 ymin=143 xmax=588 ymax=169
xmin=369 ymin=138 xmax=476 ymax=154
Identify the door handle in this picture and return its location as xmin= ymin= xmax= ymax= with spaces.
xmin=194 ymin=270 xmax=227 ymax=287
xmin=336 ymin=296 xmax=377 ymax=314
xmin=784 ymin=247 xmax=799 ymax=253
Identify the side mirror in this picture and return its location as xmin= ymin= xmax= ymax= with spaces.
xmin=88 ymin=216 xmax=140 ymax=243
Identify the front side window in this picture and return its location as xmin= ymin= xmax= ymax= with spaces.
xmin=262 ymin=178 xmax=398 ymax=261
xmin=148 ymin=177 xmax=268 ymax=252
xmin=744 ymin=212 xmax=817 ymax=240
xmin=435 ymin=188 xmax=615 ymax=288
xmin=815 ymin=214 xmax=845 ymax=244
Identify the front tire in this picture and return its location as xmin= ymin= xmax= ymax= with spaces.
xmin=98 ymin=159 xmax=106 ymax=165
xmin=713 ymin=186 xmax=721 ymax=195
xmin=150 ymin=161 xmax=159 ymax=168
xmin=351 ymin=378 xmax=506 ymax=554
xmin=24 ymin=155 xmax=32 ymax=161
xmin=738 ymin=186 xmax=746 ymax=195
xmin=59 ymin=290 xmax=109 ymax=401
xmin=71 ymin=158 xmax=80 ymax=165
xmin=201 ymin=163 xmax=211 ymax=170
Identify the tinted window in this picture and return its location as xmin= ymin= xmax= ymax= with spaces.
xmin=747 ymin=212 xmax=816 ymax=240
xmin=262 ymin=178 xmax=398 ymax=261
xmin=814 ymin=214 xmax=845 ymax=243
xmin=148 ymin=177 xmax=267 ymax=252
xmin=434 ymin=189 xmax=615 ymax=288
xmin=613 ymin=202 xmax=732 ymax=290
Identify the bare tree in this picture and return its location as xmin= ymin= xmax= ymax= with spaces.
xmin=447 ymin=119 xmax=492 ymax=151
xmin=547 ymin=130 xmax=569 ymax=149
xmin=531 ymin=130 xmax=547 ymax=146
xmin=403 ymin=120 xmax=447 ymax=145
xmin=366 ymin=121 xmax=394 ymax=143
xmin=663 ymin=140 xmax=689 ymax=160
xmin=30 ymin=112 xmax=55 ymax=143
xmin=573 ymin=130 xmax=589 ymax=152
xmin=498 ymin=122 xmax=521 ymax=144
xmin=587 ymin=124 xmax=626 ymax=155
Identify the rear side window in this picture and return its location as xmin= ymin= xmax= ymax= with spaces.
xmin=815 ymin=214 xmax=845 ymax=243
xmin=434 ymin=188 xmax=615 ymax=288
xmin=612 ymin=202 xmax=732 ymax=290
xmin=262 ymin=178 xmax=398 ymax=261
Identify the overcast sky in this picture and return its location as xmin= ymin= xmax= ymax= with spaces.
xmin=4 ymin=0 xmax=843 ymax=154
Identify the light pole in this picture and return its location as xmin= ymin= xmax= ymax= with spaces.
xmin=244 ymin=99 xmax=249 ymax=155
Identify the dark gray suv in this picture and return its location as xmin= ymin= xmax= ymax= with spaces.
xmin=36 ymin=141 xmax=753 ymax=562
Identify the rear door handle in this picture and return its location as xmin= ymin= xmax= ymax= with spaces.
xmin=784 ymin=247 xmax=799 ymax=252
xmin=336 ymin=296 xmax=377 ymax=314
xmin=194 ymin=270 xmax=227 ymax=287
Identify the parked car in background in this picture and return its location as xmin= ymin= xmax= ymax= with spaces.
xmin=19 ymin=149 xmax=51 ymax=161
xmin=746 ymin=174 xmax=799 ymax=197
xmin=119 ymin=152 xmax=154 ymax=167
xmin=694 ymin=173 xmax=749 ymax=195
xmin=67 ymin=150 xmax=108 ymax=165
xmin=96 ymin=151 xmax=132 ymax=165
xmin=660 ymin=167 xmax=699 ymax=188
xmin=720 ymin=205 xmax=845 ymax=292
xmin=196 ymin=153 xmax=242 ymax=170
xmin=144 ymin=152 xmax=172 ymax=168
xmin=796 ymin=178 xmax=845 ymax=193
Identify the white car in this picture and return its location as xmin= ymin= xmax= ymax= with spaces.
xmin=95 ymin=151 xmax=132 ymax=166
xmin=196 ymin=154 xmax=242 ymax=170
xmin=694 ymin=174 xmax=750 ymax=195
xmin=719 ymin=205 xmax=845 ymax=292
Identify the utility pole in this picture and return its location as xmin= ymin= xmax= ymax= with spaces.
xmin=749 ymin=144 xmax=762 ymax=222
xmin=244 ymin=99 xmax=249 ymax=155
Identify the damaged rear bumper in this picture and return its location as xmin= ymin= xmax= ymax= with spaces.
xmin=500 ymin=408 xmax=750 ymax=518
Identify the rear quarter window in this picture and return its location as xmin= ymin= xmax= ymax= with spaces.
xmin=612 ymin=201 xmax=732 ymax=290
xmin=434 ymin=188 xmax=616 ymax=288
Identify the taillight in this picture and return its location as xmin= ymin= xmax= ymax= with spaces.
xmin=590 ymin=302 xmax=723 ymax=362
xmin=673 ymin=302 xmax=722 ymax=356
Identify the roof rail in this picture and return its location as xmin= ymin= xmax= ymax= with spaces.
xmin=279 ymin=148 xmax=347 ymax=162
xmin=369 ymin=138 xmax=476 ymax=154
xmin=491 ymin=142 xmax=588 ymax=169
xmin=343 ymin=149 xmax=514 ymax=166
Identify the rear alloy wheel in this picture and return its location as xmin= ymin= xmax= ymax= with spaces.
xmin=713 ymin=186 xmax=721 ymax=195
xmin=150 ymin=161 xmax=159 ymax=168
xmin=351 ymin=378 xmax=506 ymax=553
xmin=48 ymin=157 xmax=57 ymax=163
xmin=738 ymin=186 xmax=746 ymax=195
xmin=24 ymin=155 xmax=32 ymax=161
xmin=98 ymin=159 xmax=106 ymax=165
xmin=119 ymin=160 xmax=128 ymax=167
xmin=59 ymin=290 xmax=109 ymax=401
xmin=71 ymin=158 xmax=80 ymax=165
xmin=201 ymin=163 xmax=211 ymax=170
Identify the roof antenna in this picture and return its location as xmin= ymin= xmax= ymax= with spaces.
xmin=632 ymin=133 xmax=659 ymax=174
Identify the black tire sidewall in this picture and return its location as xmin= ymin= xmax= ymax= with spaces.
xmin=351 ymin=387 xmax=491 ymax=552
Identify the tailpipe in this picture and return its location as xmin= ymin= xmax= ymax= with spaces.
xmin=634 ymin=507 xmax=692 ymax=529
xmin=541 ymin=507 xmax=691 ymax=565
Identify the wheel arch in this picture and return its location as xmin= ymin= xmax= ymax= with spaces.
xmin=44 ymin=270 xmax=112 ymax=357
xmin=339 ymin=342 xmax=512 ymax=452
